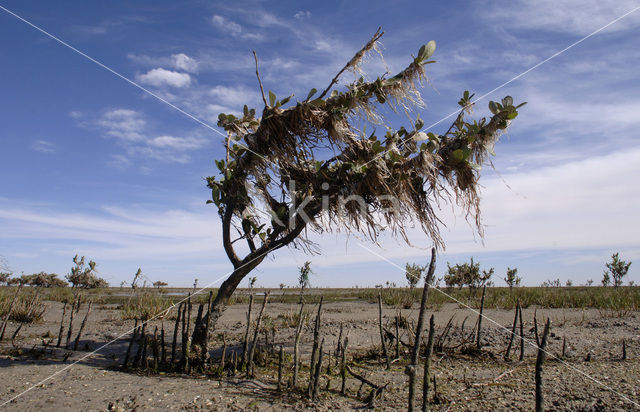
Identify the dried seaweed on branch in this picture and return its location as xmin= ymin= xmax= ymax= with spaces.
xmin=192 ymin=29 xmax=524 ymax=353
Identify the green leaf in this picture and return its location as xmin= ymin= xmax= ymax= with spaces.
xmin=488 ymin=101 xmax=499 ymax=115
xmin=451 ymin=149 xmax=464 ymax=162
xmin=415 ymin=118 xmax=424 ymax=130
xmin=279 ymin=94 xmax=293 ymax=106
xmin=309 ymin=98 xmax=325 ymax=106
xmin=268 ymin=90 xmax=276 ymax=107
xmin=305 ymin=88 xmax=317 ymax=101
xmin=423 ymin=40 xmax=436 ymax=60
xmin=375 ymin=91 xmax=386 ymax=104
xmin=420 ymin=142 xmax=428 ymax=151
xmin=502 ymin=96 xmax=513 ymax=107
xmin=243 ymin=105 xmax=249 ymax=117
xmin=418 ymin=44 xmax=427 ymax=61
xmin=506 ymin=110 xmax=518 ymax=120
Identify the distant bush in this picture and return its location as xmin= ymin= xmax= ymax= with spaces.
xmin=504 ymin=267 xmax=521 ymax=288
xmin=66 ymin=255 xmax=108 ymax=289
xmin=405 ymin=262 xmax=425 ymax=288
xmin=604 ymin=252 xmax=632 ymax=288
xmin=444 ymin=258 xmax=493 ymax=295
xmin=16 ymin=272 xmax=67 ymax=288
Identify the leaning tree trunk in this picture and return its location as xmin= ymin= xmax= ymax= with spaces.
xmin=190 ymin=259 xmax=265 ymax=357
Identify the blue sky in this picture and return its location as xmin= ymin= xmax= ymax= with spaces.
xmin=1 ymin=0 xmax=639 ymax=287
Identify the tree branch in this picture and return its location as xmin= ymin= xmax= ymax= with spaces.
xmin=253 ymin=51 xmax=268 ymax=107
xmin=222 ymin=206 xmax=242 ymax=268
xmin=317 ymin=28 xmax=384 ymax=100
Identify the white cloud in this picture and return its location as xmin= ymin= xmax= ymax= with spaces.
xmin=138 ymin=68 xmax=192 ymax=88
xmin=294 ymin=11 xmax=311 ymax=20
xmin=148 ymin=135 xmax=206 ymax=150
xmin=98 ymin=109 xmax=146 ymax=142
xmin=108 ymin=154 xmax=131 ymax=169
xmin=91 ymin=109 xmax=211 ymax=165
xmin=209 ymin=85 xmax=261 ymax=109
xmin=0 ymin=202 xmax=223 ymax=263
xmin=484 ymin=0 xmax=640 ymax=35
xmin=211 ymin=15 xmax=242 ymax=36
xmin=171 ymin=53 xmax=198 ymax=73
xmin=30 ymin=140 xmax=56 ymax=154
xmin=210 ymin=15 xmax=264 ymax=41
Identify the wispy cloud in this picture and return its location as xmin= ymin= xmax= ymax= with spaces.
xmin=484 ymin=0 xmax=640 ymax=36
xmin=294 ymin=11 xmax=311 ymax=20
xmin=84 ymin=109 xmax=209 ymax=166
xmin=30 ymin=140 xmax=56 ymax=154
xmin=210 ymin=15 xmax=264 ymax=41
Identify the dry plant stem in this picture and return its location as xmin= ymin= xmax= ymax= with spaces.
xmin=152 ymin=326 xmax=160 ymax=370
xmin=241 ymin=294 xmax=254 ymax=368
xmin=518 ymin=303 xmax=525 ymax=361
xmin=395 ymin=314 xmax=401 ymax=359
xmin=533 ymin=309 xmax=540 ymax=347
xmin=476 ymin=285 xmax=486 ymax=350
xmin=308 ymin=297 xmax=324 ymax=397
xmin=171 ymin=302 xmax=182 ymax=364
xmin=11 ymin=323 xmax=22 ymax=342
xmin=341 ymin=336 xmax=349 ymax=395
xmin=141 ymin=321 xmax=149 ymax=369
xmin=346 ymin=364 xmax=387 ymax=405
xmin=73 ymin=300 xmax=92 ymax=351
xmin=253 ymin=51 xmax=268 ymax=107
xmin=221 ymin=333 xmax=227 ymax=371
xmin=535 ymin=318 xmax=551 ymax=412
xmin=277 ymin=345 xmax=284 ymax=392
xmin=65 ymin=297 xmax=79 ymax=348
xmin=133 ymin=320 xmax=147 ymax=368
xmin=378 ymin=293 xmax=391 ymax=369
xmin=622 ymin=339 xmax=627 ymax=361
xmin=180 ymin=299 xmax=187 ymax=368
xmin=122 ymin=319 xmax=139 ymax=369
xmin=422 ymin=315 xmax=435 ymax=412
xmin=504 ymin=299 xmax=519 ymax=360
xmin=562 ymin=336 xmax=566 ymax=358
xmin=293 ymin=301 xmax=305 ymax=388
xmin=202 ymin=291 xmax=214 ymax=364
xmin=0 ymin=284 xmax=23 ymax=340
xmin=231 ymin=350 xmax=237 ymax=376
xmin=406 ymin=248 xmax=436 ymax=412
xmin=316 ymin=27 xmax=384 ymax=100
xmin=336 ymin=321 xmax=344 ymax=359
xmin=312 ymin=339 xmax=324 ymax=401
xmin=247 ymin=291 xmax=270 ymax=378
xmin=160 ymin=324 xmax=166 ymax=365
xmin=55 ymin=301 xmax=67 ymax=348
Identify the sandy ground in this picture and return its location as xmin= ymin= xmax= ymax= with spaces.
xmin=0 ymin=297 xmax=639 ymax=411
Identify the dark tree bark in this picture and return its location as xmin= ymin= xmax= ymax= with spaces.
xmin=406 ymin=248 xmax=436 ymax=412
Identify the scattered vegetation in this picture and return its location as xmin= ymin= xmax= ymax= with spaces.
xmin=66 ymin=255 xmax=108 ymax=289
xmin=604 ymin=252 xmax=632 ymax=287
xmin=444 ymin=257 xmax=494 ymax=294
xmin=405 ymin=262 xmax=425 ymax=288
xmin=504 ymin=267 xmax=521 ymax=288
